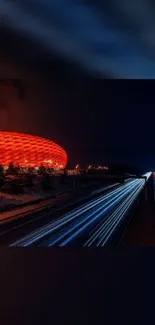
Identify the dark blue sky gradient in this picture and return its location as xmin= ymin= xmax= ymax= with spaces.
xmin=2 ymin=0 xmax=155 ymax=78
xmin=1 ymin=1 xmax=155 ymax=170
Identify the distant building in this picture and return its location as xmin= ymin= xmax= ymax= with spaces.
xmin=66 ymin=169 xmax=76 ymax=176
xmin=0 ymin=131 xmax=68 ymax=169
xmin=86 ymin=165 xmax=109 ymax=174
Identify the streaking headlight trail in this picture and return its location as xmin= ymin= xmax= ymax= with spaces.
xmin=10 ymin=172 xmax=152 ymax=247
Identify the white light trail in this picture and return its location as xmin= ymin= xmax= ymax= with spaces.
xmin=9 ymin=172 xmax=152 ymax=247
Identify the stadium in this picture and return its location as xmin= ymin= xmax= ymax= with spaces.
xmin=0 ymin=131 xmax=67 ymax=169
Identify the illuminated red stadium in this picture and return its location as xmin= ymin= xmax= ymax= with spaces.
xmin=0 ymin=131 xmax=67 ymax=168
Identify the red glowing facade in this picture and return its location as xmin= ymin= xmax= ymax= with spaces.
xmin=0 ymin=131 xmax=67 ymax=168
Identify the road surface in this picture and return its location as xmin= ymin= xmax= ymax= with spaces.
xmin=0 ymin=182 xmax=118 ymax=245
xmin=0 ymin=173 xmax=150 ymax=247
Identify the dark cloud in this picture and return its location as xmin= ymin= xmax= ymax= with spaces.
xmin=1 ymin=1 xmax=155 ymax=169
xmin=2 ymin=0 xmax=155 ymax=78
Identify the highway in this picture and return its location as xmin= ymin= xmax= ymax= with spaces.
xmin=2 ymin=172 xmax=151 ymax=247
xmin=0 ymin=182 xmax=119 ymax=245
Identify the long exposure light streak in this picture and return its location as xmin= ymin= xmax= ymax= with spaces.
xmin=59 ymin=179 xmax=145 ymax=246
xmin=1 ymin=183 xmax=119 ymax=238
xmin=9 ymin=172 xmax=151 ymax=247
xmin=84 ymin=180 xmax=145 ymax=247
xmin=10 ymin=182 xmax=130 ymax=246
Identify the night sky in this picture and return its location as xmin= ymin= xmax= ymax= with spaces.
xmin=1 ymin=4 xmax=155 ymax=321
xmin=1 ymin=1 xmax=155 ymax=170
